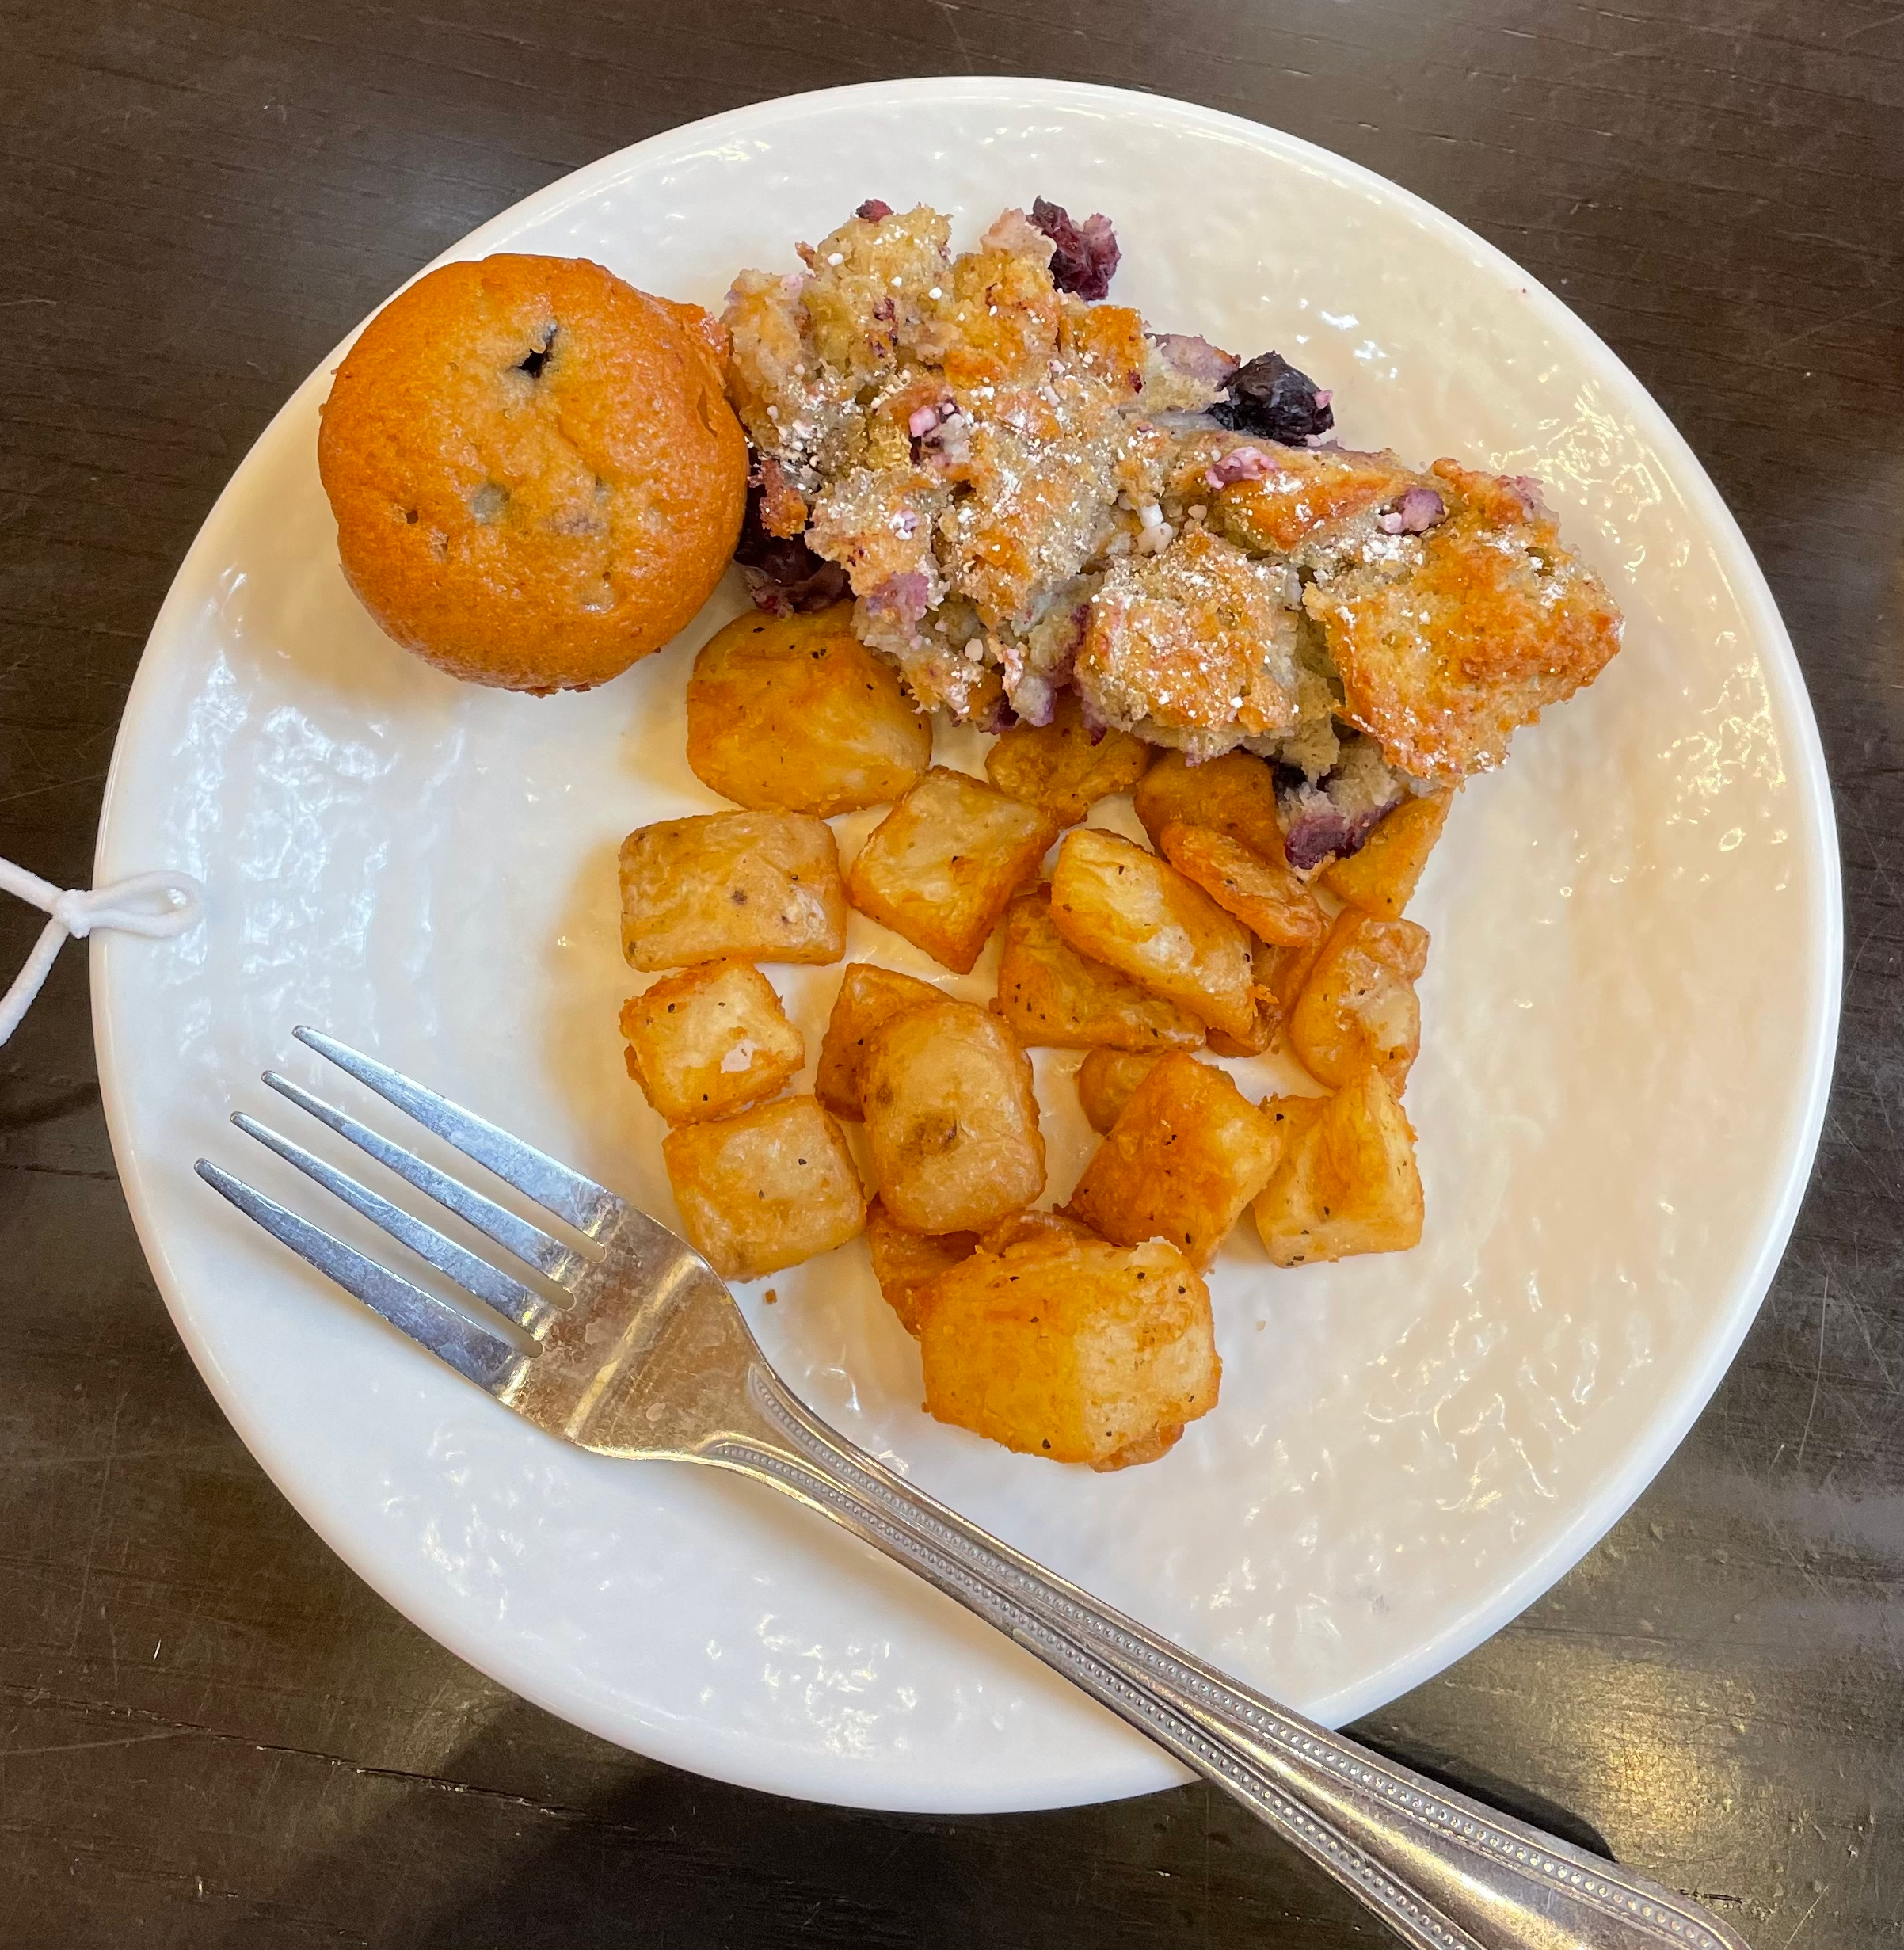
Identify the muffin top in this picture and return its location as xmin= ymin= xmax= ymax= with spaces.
xmin=318 ymin=253 xmax=748 ymax=691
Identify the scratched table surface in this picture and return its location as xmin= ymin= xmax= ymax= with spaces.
xmin=1 ymin=2 xmax=1899 ymax=1944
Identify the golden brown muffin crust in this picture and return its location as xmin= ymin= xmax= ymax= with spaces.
xmin=318 ymin=253 xmax=747 ymax=691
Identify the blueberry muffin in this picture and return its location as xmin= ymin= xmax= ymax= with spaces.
xmin=318 ymin=253 xmax=747 ymax=691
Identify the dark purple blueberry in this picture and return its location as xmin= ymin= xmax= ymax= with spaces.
xmin=1210 ymin=351 xmax=1335 ymax=444
xmin=1029 ymin=196 xmax=1121 ymax=300
xmin=1278 ymin=772 xmax=1399 ymax=870
xmin=970 ymin=689 xmax=1018 ymax=734
xmin=1281 ymin=804 xmax=1357 ymax=872
xmin=733 ymin=474 xmax=850 ymax=615
xmin=855 ymin=198 xmax=893 ymax=223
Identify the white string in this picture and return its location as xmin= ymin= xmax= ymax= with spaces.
xmin=0 ymin=856 xmax=205 ymax=1045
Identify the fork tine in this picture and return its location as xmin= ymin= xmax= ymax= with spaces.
xmin=232 ymin=1114 xmax=559 ymax=1337
xmin=195 ymin=1160 xmax=528 ymax=1394
xmin=293 ymin=1026 xmax=620 ymax=1237
xmin=260 ymin=1072 xmax=585 ymax=1289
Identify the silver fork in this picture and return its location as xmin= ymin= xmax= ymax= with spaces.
xmin=197 ymin=1027 xmax=1750 ymax=1950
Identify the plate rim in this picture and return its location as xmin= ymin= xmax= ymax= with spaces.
xmin=89 ymin=74 xmax=1843 ymax=1812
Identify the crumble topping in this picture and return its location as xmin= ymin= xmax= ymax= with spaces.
xmin=722 ymin=198 xmax=1624 ymax=831
xmin=1303 ymin=462 xmax=1625 ymax=784
xmin=1076 ymin=528 xmax=1303 ymax=763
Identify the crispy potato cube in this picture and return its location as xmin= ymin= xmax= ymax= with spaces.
xmin=1064 ymin=1052 xmax=1283 ymax=1268
xmin=992 ymin=886 xmax=1207 ymax=1052
xmin=663 ymin=1095 xmax=866 ymax=1281
xmin=619 ymin=962 xmax=804 ymax=1125
xmin=1156 ymin=821 xmax=1325 ymax=948
xmin=861 ymin=997 xmax=1045 ymax=1232
xmin=1266 ymin=937 xmax=1323 ymax=1016
xmin=1049 ymin=828 xmax=1257 ymax=1042
xmin=1252 ymin=1068 xmax=1423 ymax=1266
xmin=1075 ymin=1048 xmax=1166 ymax=1134
xmin=1205 ymin=939 xmax=1307 ymax=1056
xmin=1289 ymin=911 xmax=1430 ymax=1091
xmin=919 ymin=1233 xmax=1219 ymax=1468
xmin=1091 ymin=1426 xmax=1186 ymax=1471
xmin=686 ymin=603 xmax=932 ymax=816
xmin=1259 ymin=1093 xmax=1327 ymax=1153
xmin=864 ymin=1197 xmax=977 ymax=1336
xmin=984 ymin=689 xmax=1152 ymax=825
xmin=1133 ymin=748 xmax=1288 ymax=865
xmin=814 ymin=962 xmax=945 ymax=1118
xmin=978 ymin=1208 xmax=1099 ymax=1254
xmin=1204 ymin=1024 xmax=1266 ymax=1057
xmin=620 ymin=811 xmax=847 ymax=970
xmin=1323 ymin=789 xmax=1453 ymax=920
xmin=847 ymin=767 xmax=1060 ymax=973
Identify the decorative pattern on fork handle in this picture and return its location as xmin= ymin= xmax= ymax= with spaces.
xmin=710 ymin=1369 xmax=1742 ymax=1950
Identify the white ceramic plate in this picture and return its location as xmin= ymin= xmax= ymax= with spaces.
xmin=92 ymin=78 xmax=1840 ymax=1814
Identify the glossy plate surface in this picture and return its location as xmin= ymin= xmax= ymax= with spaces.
xmin=92 ymin=78 xmax=1839 ymax=1812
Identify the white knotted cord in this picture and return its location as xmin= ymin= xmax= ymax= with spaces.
xmin=0 ymin=855 xmax=205 ymax=1045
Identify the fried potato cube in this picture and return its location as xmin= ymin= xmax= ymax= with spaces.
xmin=978 ymin=1208 xmax=1098 ymax=1253
xmin=619 ymin=962 xmax=804 ymax=1125
xmin=1206 ymin=939 xmax=1312 ymax=1056
xmin=814 ymin=962 xmax=945 ymax=1118
xmin=1289 ymin=911 xmax=1430 ymax=1091
xmin=919 ymin=1233 xmax=1219 ymax=1468
xmin=1323 ymin=790 xmax=1453 ymax=920
xmin=1259 ymin=1093 xmax=1327 ymax=1153
xmin=992 ymin=886 xmax=1207 ymax=1052
xmin=1091 ymin=1426 xmax=1188 ymax=1471
xmin=861 ymin=997 xmax=1045 ymax=1232
xmin=847 ymin=767 xmax=1061 ymax=973
xmin=1252 ymin=1068 xmax=1423 ymax=1266
xmin=1133 ymin=748 xmax=1288 ymax=866
xmin=1064 ymin=1052 xmax=1283 ymax=1268
xmin=984 ymin=689 xmax=1153 ymax=825
xmin=663 ymin=1095 xmax=866 ymax=1281
xmin=1204 ymin=1023 xmax=1268 ymax=1057
xmin=864 ymin=1196 xmax=977 ymax=1337
xmin=1157 ymin=821 xmax=1326 ymax=948
xmin=1049 ymin=828 xmax=1257 ymax=1042
xmin=686 ymin=602 xmax=932 ymax=816
xmin=620 ymin=811 xmax=847 ymax=970
xmin=1266 ymin=937 xmax=1323 ymax=1016
xmin=1075 ymin=1047 xmax=1167 ymax=1134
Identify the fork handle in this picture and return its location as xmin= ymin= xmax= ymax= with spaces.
xmin=704 ymin=1366 xmax=1749 ymax=1950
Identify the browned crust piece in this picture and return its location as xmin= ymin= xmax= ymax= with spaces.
xmin=1301 ymin=461 xmax=1624 ymax=783
xmin=1173 ymin=437 xmax=1426 ymax=569
xmin=1073 ymin=527 xmax=1303 ymax=761
xmin=319 ymin=253 xmax=748 ymax=692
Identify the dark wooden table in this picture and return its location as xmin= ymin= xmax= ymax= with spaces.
xmin=2 ymin=3 xmax=1898 ymax=1945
